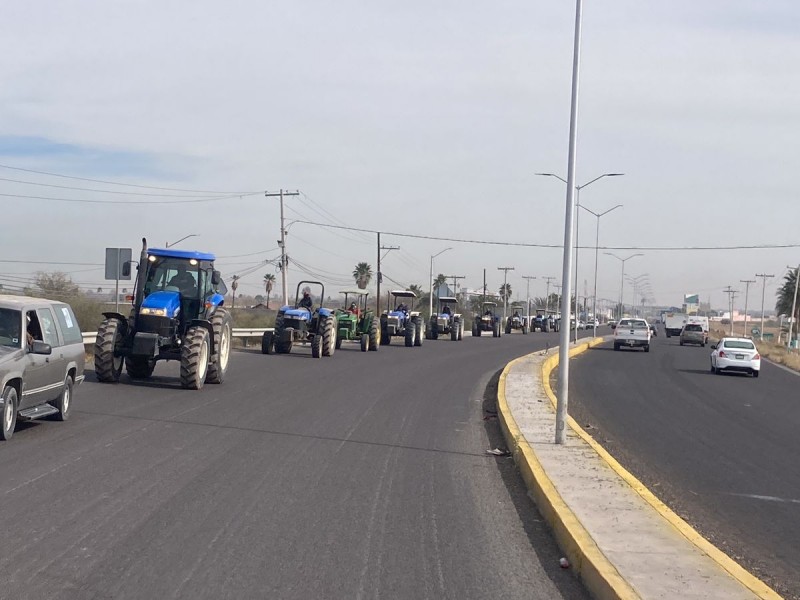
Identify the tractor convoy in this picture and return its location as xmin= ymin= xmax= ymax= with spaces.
xmin=94 ymin=240 xmax=571 ymax=386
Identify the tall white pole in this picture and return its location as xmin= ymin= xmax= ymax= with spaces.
xmin=788 ymin=265 xmax=800 ymax=351
xmin=429 ymin=255 xmax=434 ymax=319
xmin=556 ymin=0 xmax=584 ymax=445
xmin=740 ymin=279 xmax=755 ymax=337
xmin=756 ymin=273 xmax=774 ymax=341
xmin=279 ymin=189 xmax=288 ymax=306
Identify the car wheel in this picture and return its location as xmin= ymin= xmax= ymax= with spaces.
xmin=753 ymin=370 xmax=760 ymax=378
xmin=1 ymin=385 xmax=19 ymax=441
xmin=51 ymin=375 xmax=74 ymax=421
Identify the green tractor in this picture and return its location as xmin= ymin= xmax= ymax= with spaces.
xmin=335 ymin=290 xmax=380 ymax=352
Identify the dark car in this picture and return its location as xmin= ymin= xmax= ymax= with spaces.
xmin=0 ymin=296 xmax=85 ymax=441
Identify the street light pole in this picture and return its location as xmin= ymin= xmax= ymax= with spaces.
xmin=787 ymin=265 xmax=800 ymax=351
xmin=580 ymin=204 xmax=622 ymax=337
xmin=605 ymin=253 xmax=643 ymax=319
xmin=165 ymin=234 xmax=199 ymax=248
xmin=522 ymin=276 xmax=536 ymax=319
xmin=755 ymin=273 xmax=774 ymax=341
xmin=740 ymin=279 xmax=755 ymax=337
xmin=537 ymin=173 xmax=624 ymax=344
xmin=429 ymin=248 xmax=452 ymax=318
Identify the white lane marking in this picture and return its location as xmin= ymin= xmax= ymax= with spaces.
xmin=728 ymin=493 xmax=800 ymax=505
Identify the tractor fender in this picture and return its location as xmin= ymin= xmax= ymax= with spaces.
xmin=188 ymin=319 xmax=216 ymax=355
xmin=318 ymin=307 xmax=335 ymax=319
xmin=101 ymin=312 xmax=131 ymax=338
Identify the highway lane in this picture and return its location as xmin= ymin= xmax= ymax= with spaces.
xmin=0 ymin=329 xmax=591 ymax=600
xmin=566 ymin=332 xmax=800 ymax=600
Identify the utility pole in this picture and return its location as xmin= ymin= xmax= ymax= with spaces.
xmin=755 ymin=273 xmax=774 ymax=341
xmin=265 ymin=189 xmax=300 ymax=306
xmin=542 ymin=276 xmax=556 ymax=314
xmin=723 ymin=286 xmax=738 ymax=336
xmin=497 ymin=267 xmax=515 ymax=324
xmin=740 ymin=279 xmax=755 ymax=337
xmin=376 ymin=232 xmax=399 ymax=313
xmin=447 ymin=275 xmax=466 ymax=304
xmin=522 ymin=276 xmax=537 ymax=318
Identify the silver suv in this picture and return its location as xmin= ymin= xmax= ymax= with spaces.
xmin=679 ymin=323 xmax=707 ymax=347
xmin=0 ymin=295 xmax=85 ymax=441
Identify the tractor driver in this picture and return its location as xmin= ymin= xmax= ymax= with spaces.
xmin=348 ymin=302 xmax=360 ymax=317
xmin=299 ymin=289 xmax=313 ymax=310
xmin=169 ymin=263 xmax=197 ymax=294
xmin=442 ymin=305 xmax=452 ymax=316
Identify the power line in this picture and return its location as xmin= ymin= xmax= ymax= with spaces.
xmin=0 ymin=176 xmax=253 ymax=198
xmin=0 ymin=162 xmax=260 ymax=195
xmin=0 ymin=191 xmax=259 ymax=205
xmin=291 ymin=220 xmax=800 ymax=252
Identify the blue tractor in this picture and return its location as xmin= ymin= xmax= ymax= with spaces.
xmin=94 ymin=238 xmax=232 ymax=390
xmin=380 ymin=290 xmax=424 ymax=347
xmin=261 ymin=281 xmax=338 ymax=358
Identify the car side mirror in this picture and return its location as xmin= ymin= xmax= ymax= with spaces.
xmin=30 ymin=341 xmax=52 ymax=355
xmin=212 ymin=270 xmax=222 ymax=286
xmin=710 ymin=344 xmax=717 ymax=350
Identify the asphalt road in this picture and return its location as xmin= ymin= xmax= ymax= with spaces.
xmin=0 ymin=329 xmax=591 ymax=600
xmin=566 ymin=330 xmax=800 ymax=600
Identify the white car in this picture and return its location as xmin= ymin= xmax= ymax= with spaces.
xmin=710 ymin=337 xmax=761 ymax=377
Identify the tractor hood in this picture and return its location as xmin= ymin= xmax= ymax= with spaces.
xmin=141 ymin=291 xmax=181 ymax=318
xmin=283 ymin=307 xmax=312 ymax=320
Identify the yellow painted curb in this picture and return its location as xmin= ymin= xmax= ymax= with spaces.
xmin=536 ymin=339 xmax=783 ymax=600
xmin=497 ymin=348 xmax=640 ymax=600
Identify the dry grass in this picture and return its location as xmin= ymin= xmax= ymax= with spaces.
xmin=710 ymin=327 xmax=800 ymax=372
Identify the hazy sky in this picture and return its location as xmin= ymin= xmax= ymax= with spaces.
xmin=2 ymin=1 xmax=799 ymax=311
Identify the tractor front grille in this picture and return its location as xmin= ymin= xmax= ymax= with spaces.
xmin=137 ymin=315 xmax=175 ymax=338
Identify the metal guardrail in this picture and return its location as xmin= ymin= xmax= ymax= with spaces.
xmin=82 ymin=328 xmax=273 ymax=345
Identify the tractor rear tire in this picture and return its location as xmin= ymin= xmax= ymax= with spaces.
xmin=360 ymin=334 xmax=368 ymax=352
xmin=262 ymin=331 xmax=274 ymax=354
xmin=458 ymin=322 xmax=464 ymax=340
xmin=95 ymin=317 xmax=125 ymax=383
xmin=368 ymin=318 xmax=380 ymax=351
xmin=405 ymin=322 xmax=415 ymax=347
xmin=523 ymin=324 xmax=528 ymax=334
xmin=414 ymin=317 xmax=423 ymax=347
xmin=322 ymin=315 xmax=336 ymax=357
xmin=493 ymin=322 xmax=500 ymax=338
xmin=206 ymin=308 xmax=232 ymax=384
xmin=125 ymin=356 xmax=155 ymax=379
xmin=430 ymin=319 xmax=438 ymax=340
xmin=180 ymin=326 xmax=210 ymax=390
xmin=505 ymin=321 xmax=512 ymax=335
xmin=335 ymin=334 xmax=343 ymax=350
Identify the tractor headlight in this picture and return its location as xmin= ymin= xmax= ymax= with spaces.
xmin=140 ymin=307 xmax=168 ymax=316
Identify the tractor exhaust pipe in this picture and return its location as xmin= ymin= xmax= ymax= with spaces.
xmin=133 ymin=237 xmax=148 ymax=312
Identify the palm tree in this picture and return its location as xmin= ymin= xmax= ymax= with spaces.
xmin=263 ymin=273 xmax=276 ymax=308
xmin=776 ymin=267 xmax=800 ymax=323
xmin=353 ymin=262 xmax=373 ymax=289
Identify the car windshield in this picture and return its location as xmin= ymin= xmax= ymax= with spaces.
xmin=0 ymin=308 xmax=23 ymax=348
xmin=144 ymin=257 xmax=204 ymax=298
xmin=723 ymin=340 xmax=755 ymax=350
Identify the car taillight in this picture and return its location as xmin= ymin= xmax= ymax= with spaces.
xmin=754 ymin=353 xmax=760 ymax=360
xmin=718 ymin=351 xmax=726 ymax=358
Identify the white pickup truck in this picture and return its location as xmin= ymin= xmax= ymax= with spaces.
xmin=613 ymin=318 xmax=652 ymax=352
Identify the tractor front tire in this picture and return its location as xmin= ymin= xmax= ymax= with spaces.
xmin=206 ymin=308 xmax=233 ymax=384
xmin=405 ymin=322 xmax=415 ymax=347
xmin=380 ymin=320 xmax=390 ymax=346
xmin=311 ymin=333 xmax=322 ymax=358
xmin=274 ymin=312 xmax=292 ymax=354
xmin=95 ymin=317 xmax=125 ymax=383
xmin=414 ymin=318 xmax=423 ymax=347
xmin=451 ymin=325 xmax=458 ymax=341
xmin=368 ymin=318 xmax=380 ymax=351
xmin=262 ymin=331 xmax=274 ymax=354
xmin=125 ymin=356 xmax=155 ymax=379
xmin=180 ymin=326 xmax=210 ymax=390
xmin=322 ymin=316 xmax=336 ymax=357
xmin=360 ymin=334 xmax=368 ymax=352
